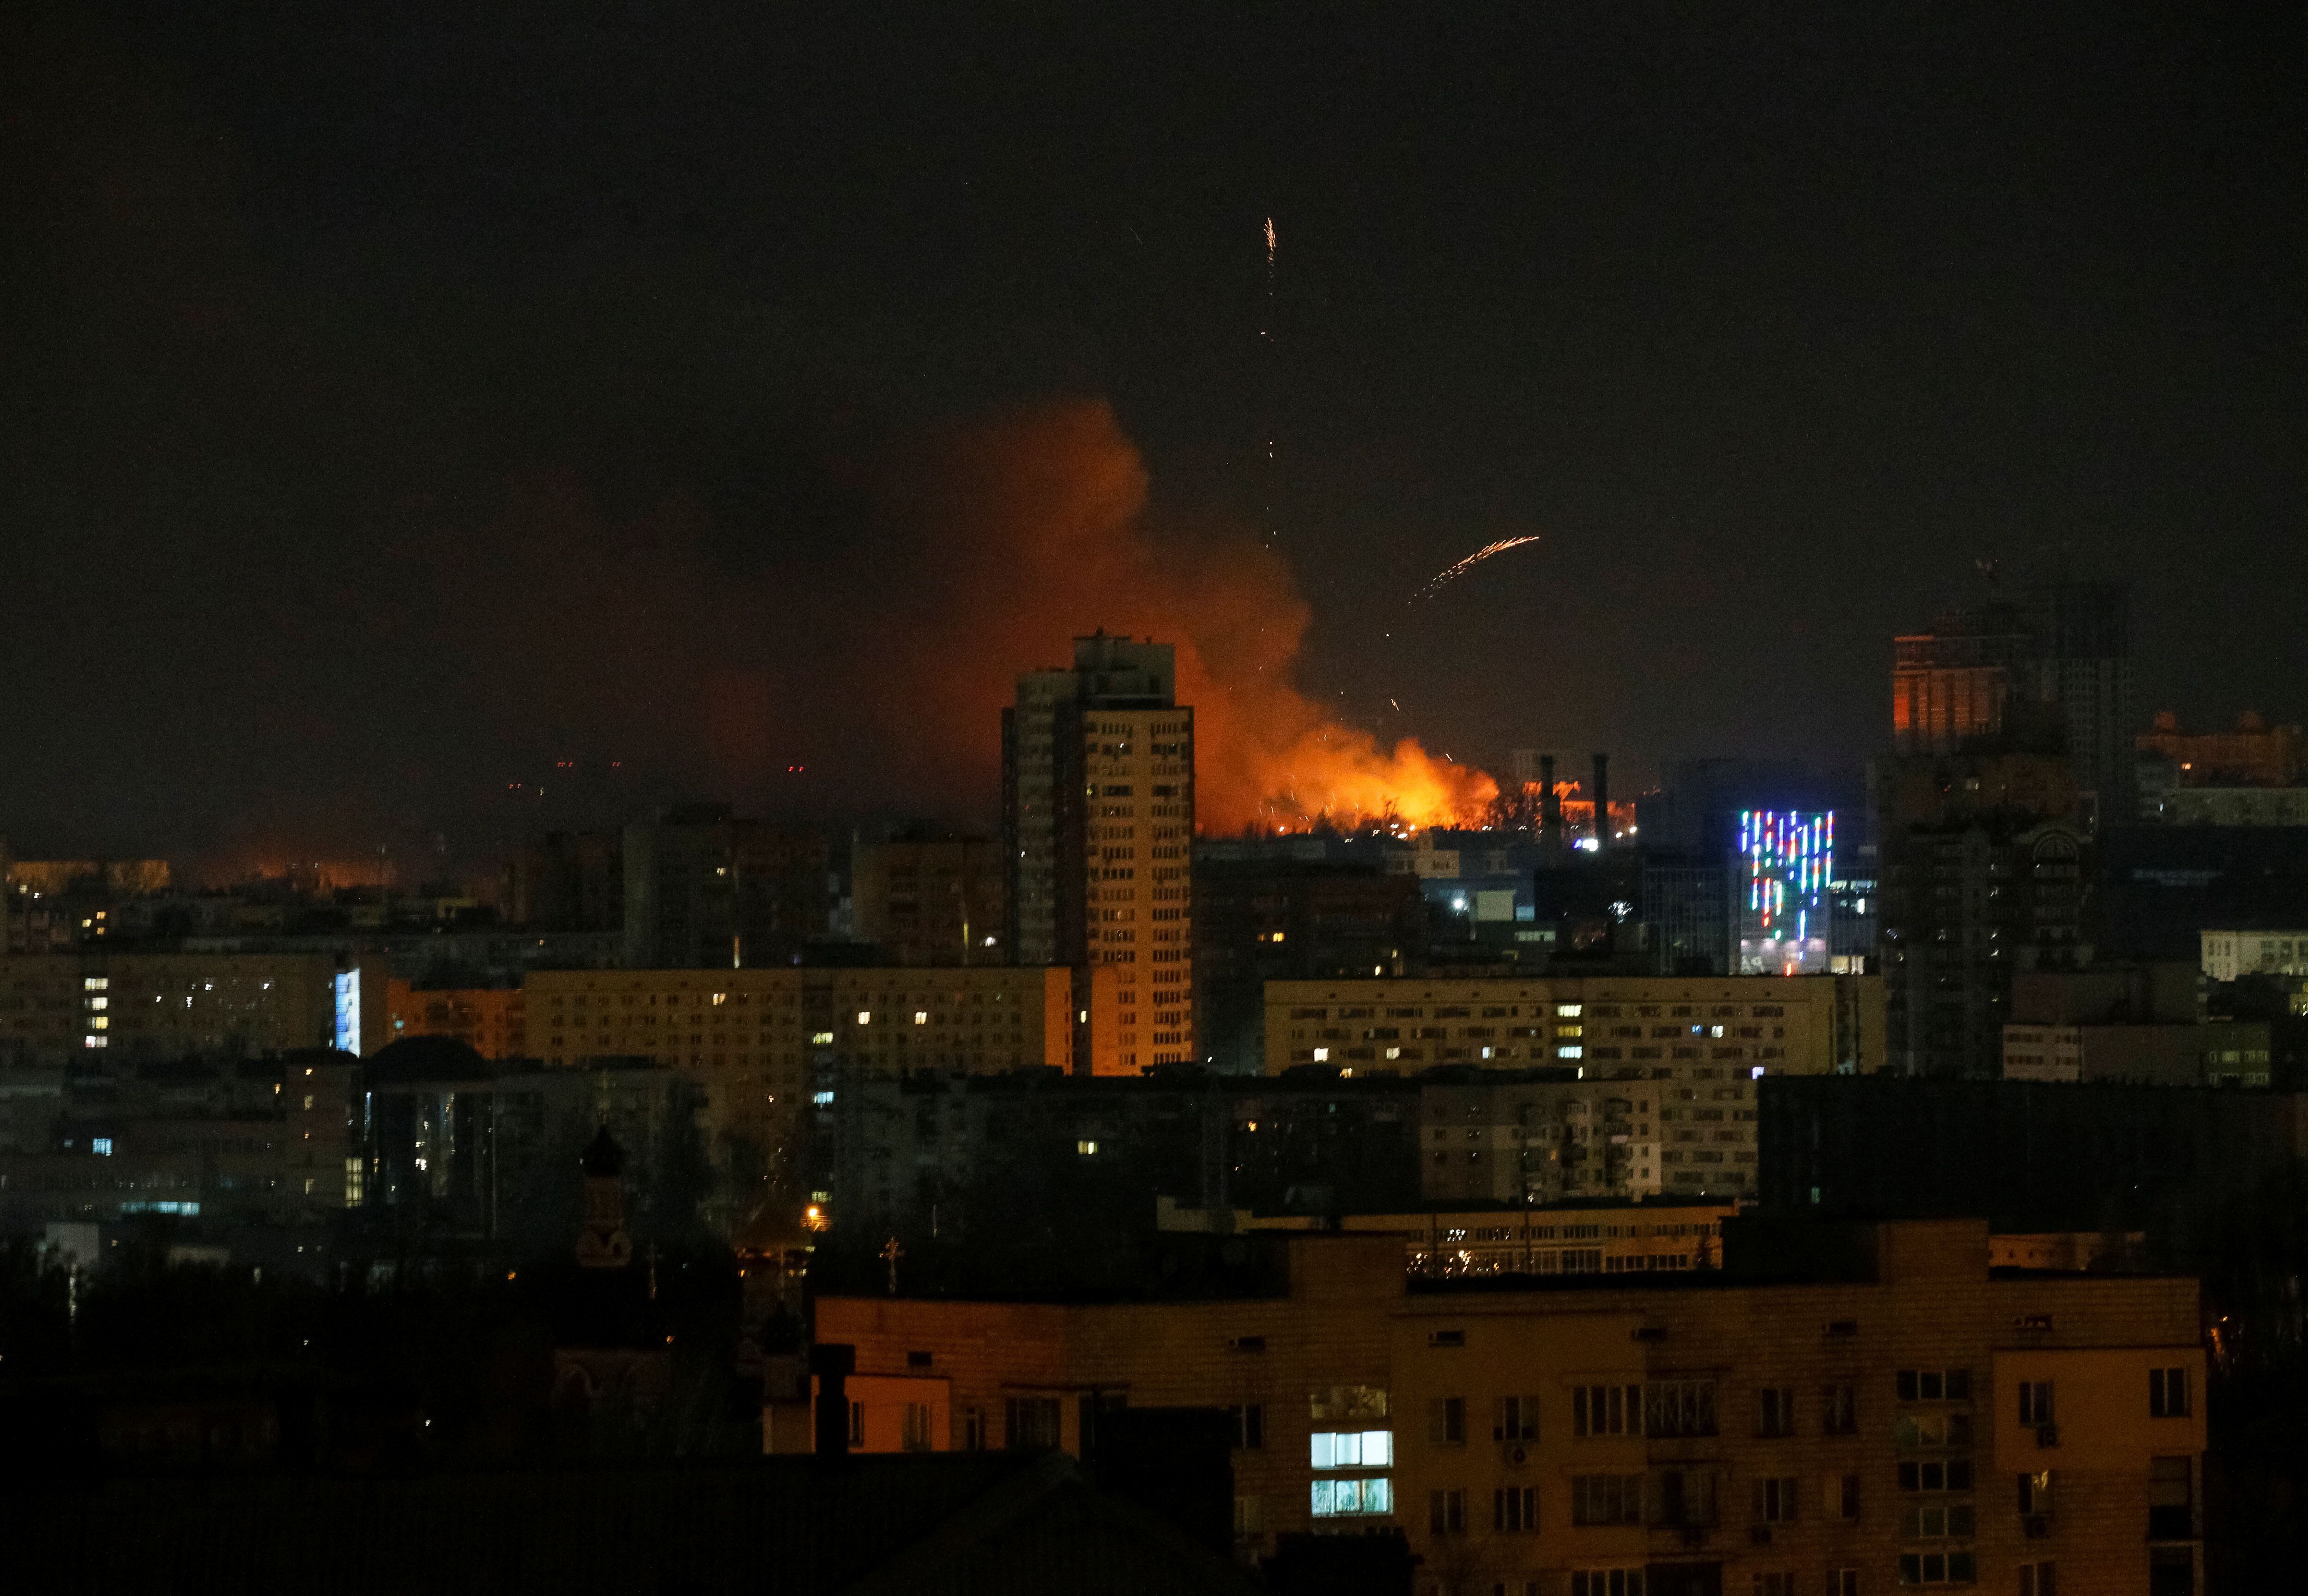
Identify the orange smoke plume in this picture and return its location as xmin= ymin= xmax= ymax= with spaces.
xmin=873 ymin=399 xmax=1497 ymax=832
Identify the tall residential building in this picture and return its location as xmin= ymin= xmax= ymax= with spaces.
xmin=1876 ymin=752 xmax=2091 ymax=1078
xmin=1891 ymin=582 xmax=2134 ymax=815
xmin=506 ymin=830 xmax=623 ymax=931
xmin=1003 ymin=634 xmax=1196 ymax=1074
xmin=1191 ymin=853 xmax=1426 ymax=1074
xmin=621 ymin=805 xmax=828 ymax=969
xmin=852 ymin=833 xmax=1006 ymax=967
xmin=1892 ymin=604 xmax=2036 ymax=756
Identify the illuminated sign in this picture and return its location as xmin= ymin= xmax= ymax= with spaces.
xmin=333 ymin=969 xmax=362 ymax=1055
xmin=1737 ymin=810 xmax=1833 ymax=976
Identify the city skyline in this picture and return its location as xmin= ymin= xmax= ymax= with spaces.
xmin=4 ymin=6 xmax=2302 ymax=865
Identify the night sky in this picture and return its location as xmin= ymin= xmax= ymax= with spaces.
xmin=5 ymin=3 xmax=2301 ymax=871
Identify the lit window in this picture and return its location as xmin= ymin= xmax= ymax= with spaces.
xmin=812 ymin=1091 xmax=835 ymax=1106
xmin=856 ymin=1011 xmax=871 ymax=1025
xmin=914 ymin=1010 xmax=929 ymax=1025
xmin=84 ymin=977 xmax=108 ymax=991
xmin=810 ymin=1031 xmax=834 ymax=1045
xmin=92 ymin=1137 xmax=113 ymax=1156
xmin=1313 ymin=1047 xmax=1330 ymax=1062
xmin=1310 ymin=1477 xmax=1393 ymax=1517
xmin=89 ymin=996 xmax=108 ymax=1011
xmin=1558 ymin=1046 xmax=1583 ymax=1059
xmin=712 ymin=992 xmax=727 ymax=1006
xmin=1310 ymin=1430 xmax=1394 ymax=1469
xmin=1077 ymin=1140 xmax=1099 ymax=1156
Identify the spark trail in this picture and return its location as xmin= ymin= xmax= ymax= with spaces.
xmin=1415 ymin=535 xmax=1543 ymax=600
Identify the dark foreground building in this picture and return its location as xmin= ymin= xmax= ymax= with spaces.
xmin=13 ymin=1452 xmax=1262 ymax=1596
xmin=1755 ymin=1075 xmax=2308 ymax=1243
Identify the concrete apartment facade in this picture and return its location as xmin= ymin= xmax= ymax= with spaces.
xmin=525 ymin=965 xmax=1070 ymax=1231
xmin=812 ymin=1220 xmax=2205 ymax=1596
xmin=1265 ymin=976 xmax=1884 ymax=1199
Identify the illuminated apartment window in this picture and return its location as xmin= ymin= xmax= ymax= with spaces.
xmin=914 ymin=1010 xmax=928 ymax=1025
xmin=1308 ymin=1428 xmax=1393 ymax=1469
xmin=1309 ymin=1477 xmax=1391 ymax=1517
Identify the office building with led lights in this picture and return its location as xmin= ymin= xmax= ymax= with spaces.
xmin=1737 ymin=810 xmax=1834 ymax=976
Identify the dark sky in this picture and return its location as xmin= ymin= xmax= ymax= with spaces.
xmin=4 ymin=2 xmax=2301 ymax=871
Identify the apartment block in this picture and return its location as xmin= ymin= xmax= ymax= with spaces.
xmin=0 ymin=951 xmax=385 ymax=1067
xmin=852 ymin=835 xmax=1007 ymax=967
xmin=812 ymin=1219 xmax=2206 ymax=1595
xmin=1004 ymin=634 xmax=1197 ymax=1074
xmin=621 ymin=805 xmax=829 ymax=969
xmin=1154 ymin=1196 xmax=1741 ymax=1280
xmin=1266 ymin=976 xmax=1885 ymax=1198
xmin=2199 ymin=928 xmax=2308 ymax=983
xmin=384 ymin=981 xmax=528 ymax=1059
xmin=525 ymin=965 xmax=1070 ymax=1229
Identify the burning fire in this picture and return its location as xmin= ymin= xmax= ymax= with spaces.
xmin=1245 ymin=730 xmax=1499 ymax=832
xmin=864 ymin=399 xmax=1510 ymax=836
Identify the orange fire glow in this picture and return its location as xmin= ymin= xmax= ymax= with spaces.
xmin=868 ymin=397 xmax=1514 ymax=836
xmin=876 ymin=399 xmax=1504 ymax=834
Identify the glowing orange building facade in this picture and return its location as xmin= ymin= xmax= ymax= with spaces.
xmin=384 ymin=980 xmax=527 ymax=1059
xmin=811 ymin=1221 xmax=2206 ymax=1595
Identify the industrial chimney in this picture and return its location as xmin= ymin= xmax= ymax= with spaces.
xmin=1591 ymin=753 xmax=1610 ymax=852
xmin=1539 ymin=754 xmax=1560 ymax=855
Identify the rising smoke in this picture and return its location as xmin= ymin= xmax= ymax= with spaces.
xmin=828 ymin=399 xmax=1498 ymax=832
xmin=415 ymin=399 xmax=1496 ymax=843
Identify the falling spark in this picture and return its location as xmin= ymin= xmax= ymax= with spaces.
xmin=1258 ymin=216 xmax=1280 ymax=553
xmin=1416 ymin=535 xmax=1543 ymax=600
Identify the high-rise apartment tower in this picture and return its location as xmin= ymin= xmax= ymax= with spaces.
xmin=1891 ymin=580 xmax=2134 ymax=817
xmin=1003 ymin=634 xmax=1196 ymax=1074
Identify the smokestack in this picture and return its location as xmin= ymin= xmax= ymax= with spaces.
xmin=810 ymin=1342 xmax=856 ymax=1458
xmin=1539 ymin=754 xmax=1559 ymax=852
xmin=1591 ymin=753 xmax=1610 ymax=851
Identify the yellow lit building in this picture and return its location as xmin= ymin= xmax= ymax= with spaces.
xmin=1265 ymin=975 xmax=1885 ymax=1199
xmin=814 ymin=1219 xmax=2206 ymax=1596
xmin=1004 ymin=635 xmax=1196 ymax=1076
xmin=525 ymin=965 xmax=1071 ymax=1230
